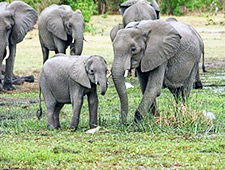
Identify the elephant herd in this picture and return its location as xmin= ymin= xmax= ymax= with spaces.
xmin=0 ymin=0 xmax=207 ymax=130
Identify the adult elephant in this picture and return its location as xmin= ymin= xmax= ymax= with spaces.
xmin=38 ymin=4 xmax=85 ymax=63
xmin=111 ymin=18 xmax=203 ymax=123
xmin=0 ymin=1 xmax=37 ymax=91
xmin=119 ymin=0 xmax=160 ymax=19
xmin=110 ymin=0 xmax=159 ymax=41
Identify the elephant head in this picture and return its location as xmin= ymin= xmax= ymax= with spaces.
xmin=0 ymin=1 xmax=37 ymax=65
xmin=46 ymin=6 xmax=85 ymax=55
xmin=119 ymin=0 xmax=160 ymax=20
xmin=112 ymin=20 xmax=181 ymax=123
xmin=122 ymin=1 xmax=157 ymax=27
xmin=69 ymin=56 xmax=108 ymax=95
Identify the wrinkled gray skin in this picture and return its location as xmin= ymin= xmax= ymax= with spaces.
xmin=38 ymin=4 xmax=85 ymax=63
xmin=112 ymin=18 xmax=203 ymax=123
xmin=119 ymin=0 xmax=160 ymax=19
xmin=0 ymin=1 xmax=37 ymax=91
xmin=110 ymin=0 xmax=158 ymax=44
xmin=122 ymin=1 xmax=157 ymax=27
xmin=37 ymin=54 xmax=108 ymax=130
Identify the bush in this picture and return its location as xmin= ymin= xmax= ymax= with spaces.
xmin=62 ymin=0 xmax=97 ymax=22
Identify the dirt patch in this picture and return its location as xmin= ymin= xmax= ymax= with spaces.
xmin=0 ymin=71 xmax=39 ymax=95
xmin=0 ymin=97 xmax=37 ymax=107
xmin=204 ymin=60 xmax=225 ymax=70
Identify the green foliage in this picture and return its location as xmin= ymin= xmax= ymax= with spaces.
xmin=62 ymin=0 xmax=97 ymax=22
xmin=159 ymin=0 xmax=224 ymax=15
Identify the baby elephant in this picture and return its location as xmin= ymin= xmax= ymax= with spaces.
xmin=37 ymin=54 xmax=108 ymax=130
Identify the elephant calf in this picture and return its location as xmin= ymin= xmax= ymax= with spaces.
xmin=37 ymin=54 xmax=108 ymax=130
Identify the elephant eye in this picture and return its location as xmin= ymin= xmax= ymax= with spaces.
xmin=130 ymin=46 xmax=136 ymax=54
xmin=6 ymin=25 xmax=11 ymax=31
xmin=68 ymin=23 xmax=72 ymax=28
xmin=89 ymin=69 xmax=95 ymax=74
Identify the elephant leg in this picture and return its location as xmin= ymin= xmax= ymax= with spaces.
xmin=136 ymin=68 xmax=158 ymax=116
xmin=41 ymin=85 xmax=57 ymax=129
xmin=184 ymin=64 xmax=199 ymax=101
xmin=87 ymin=88 xmax=98 ymax=129
xmin=135 ymin=63 xmax=167 ymax=123
xmin=170 ymin=87 xmax=185 ymax=103
xmin=4 ymin=44 xmax=16 ymax=91
xmin=171 ymin=64 xmax=198 ymax=104
xmin=53 ymin=36 xmax=66 ymax=54
xmin=0 ymin=58 xmax=4 ymax=91
xmin=53 ymin=103 xmax=64 ymax=129
xmin=45 ymin=100 xmax=57 ymax=129
xmin=41 ymin=45 xmax=49 ymax=64
xmin=136 ymin=67 xmax=148 ymax=94
xmin=193 ymin=69 xmax=203 ymax=89
xmin=70 ymin=93 xmax=84 ymax=130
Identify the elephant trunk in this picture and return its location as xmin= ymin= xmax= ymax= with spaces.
xmin=99 ymin=78 xmax=107 ymax=95
xmin=0 ymin=40 xmax=9 ymax=59
xmin=71 ymin=31 xmax=83 ymax=55
xmin=112 ymin=60 xmax=128 ymax=124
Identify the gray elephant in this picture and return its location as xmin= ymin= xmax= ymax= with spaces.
xmin=110 ymin=0 xmax=159 ymax=42
xmin=111 ymin=18 xmax=204 ymax=123
xmin=0 ymin=1 xmax=37 ymax=91
xmin=38 ymin=4 xmax=85 ymax=63
xmin=37 ymin=54 xmax=108 ymax=130
xmin=119 ymin=0 xmax=160 ymax=19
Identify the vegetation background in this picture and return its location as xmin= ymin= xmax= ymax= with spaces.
xmin=1 ymin=0 xmax=225 ymax=22
xmin=0 ymin=0 xmax=225 ymax=169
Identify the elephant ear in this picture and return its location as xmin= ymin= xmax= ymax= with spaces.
xmin=46 ymin=8 xmax=67 ymax=41
xmin=110 ymin=23 xmax=124 ymax=42
xmin=7 ymin=1 xmax=37 ymax=44
xmin=119 ymin=0 xmax=139 ymax=15
xmin=138 ymin=20 xmax=181 ymax=72
xmin=69 ymin=57 xmax=91 ymax=89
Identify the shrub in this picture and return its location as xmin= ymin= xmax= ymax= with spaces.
xmin=62 ymin=0 xmax=97 ymax=22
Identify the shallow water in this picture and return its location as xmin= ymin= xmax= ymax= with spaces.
xmin=202 ymin=72 xmax=225 ymax=93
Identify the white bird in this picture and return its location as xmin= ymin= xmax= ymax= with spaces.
xmin=203 ymin=111 xmax=216 ymax=120
xmin=125 ymin=82 xmax=134 ymax=89
xmin=85 ymin=126 xmax=101 ymax=134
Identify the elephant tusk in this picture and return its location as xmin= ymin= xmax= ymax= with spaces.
xmin=124 ymin=70 xmax=129 ymax=77
xmin=5 ymin=46 xmax=10 ymax=59
xmin=107 ymin=71 xmax=112 ymax=78
xmin=95 ymin=81 xmax=98 ymax=85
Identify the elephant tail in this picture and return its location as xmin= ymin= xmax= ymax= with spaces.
xmin=36 ymin=86 xmax=43 ymax=120
xmin=202 ymin=47 xmax=207 ymax=72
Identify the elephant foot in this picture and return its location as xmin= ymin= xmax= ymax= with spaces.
xmin=134 ymin=110 xmax=143 ymax=123
xmin=89 ymin=123 xmax=97 ymax=129
xmin=47 ymin=124 xmax=60 ymax=130
xmin=3 ymin=82 xmax=16 ymax=91
xmin=193 ymin=81 xmax=203 ymax=89
xmin=70 ymin=125 xmax=78 ymax=131
xmin=55 ymin=124 xmax=61 ymax=129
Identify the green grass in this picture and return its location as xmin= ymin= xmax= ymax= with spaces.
xmin=0 ymin=14 xmax=225 ymax=169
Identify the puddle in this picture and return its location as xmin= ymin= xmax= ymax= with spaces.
xmin=204 ymin=85 xmax=225 ymax=93
xmin=201 ymin=72 xmax=225 ymax=93
xmin=202 ymin=72 xmax=225 ymax=79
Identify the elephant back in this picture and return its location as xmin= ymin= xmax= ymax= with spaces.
xmin=123 ymin=1 xmax=157 ymax=26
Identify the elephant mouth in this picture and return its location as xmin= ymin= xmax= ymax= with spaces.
xmin=70 ymin=39 xmax=76 ymax=55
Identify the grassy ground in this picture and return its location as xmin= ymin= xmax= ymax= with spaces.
xmin=0 ymin=14 xmax=225 ymax=169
